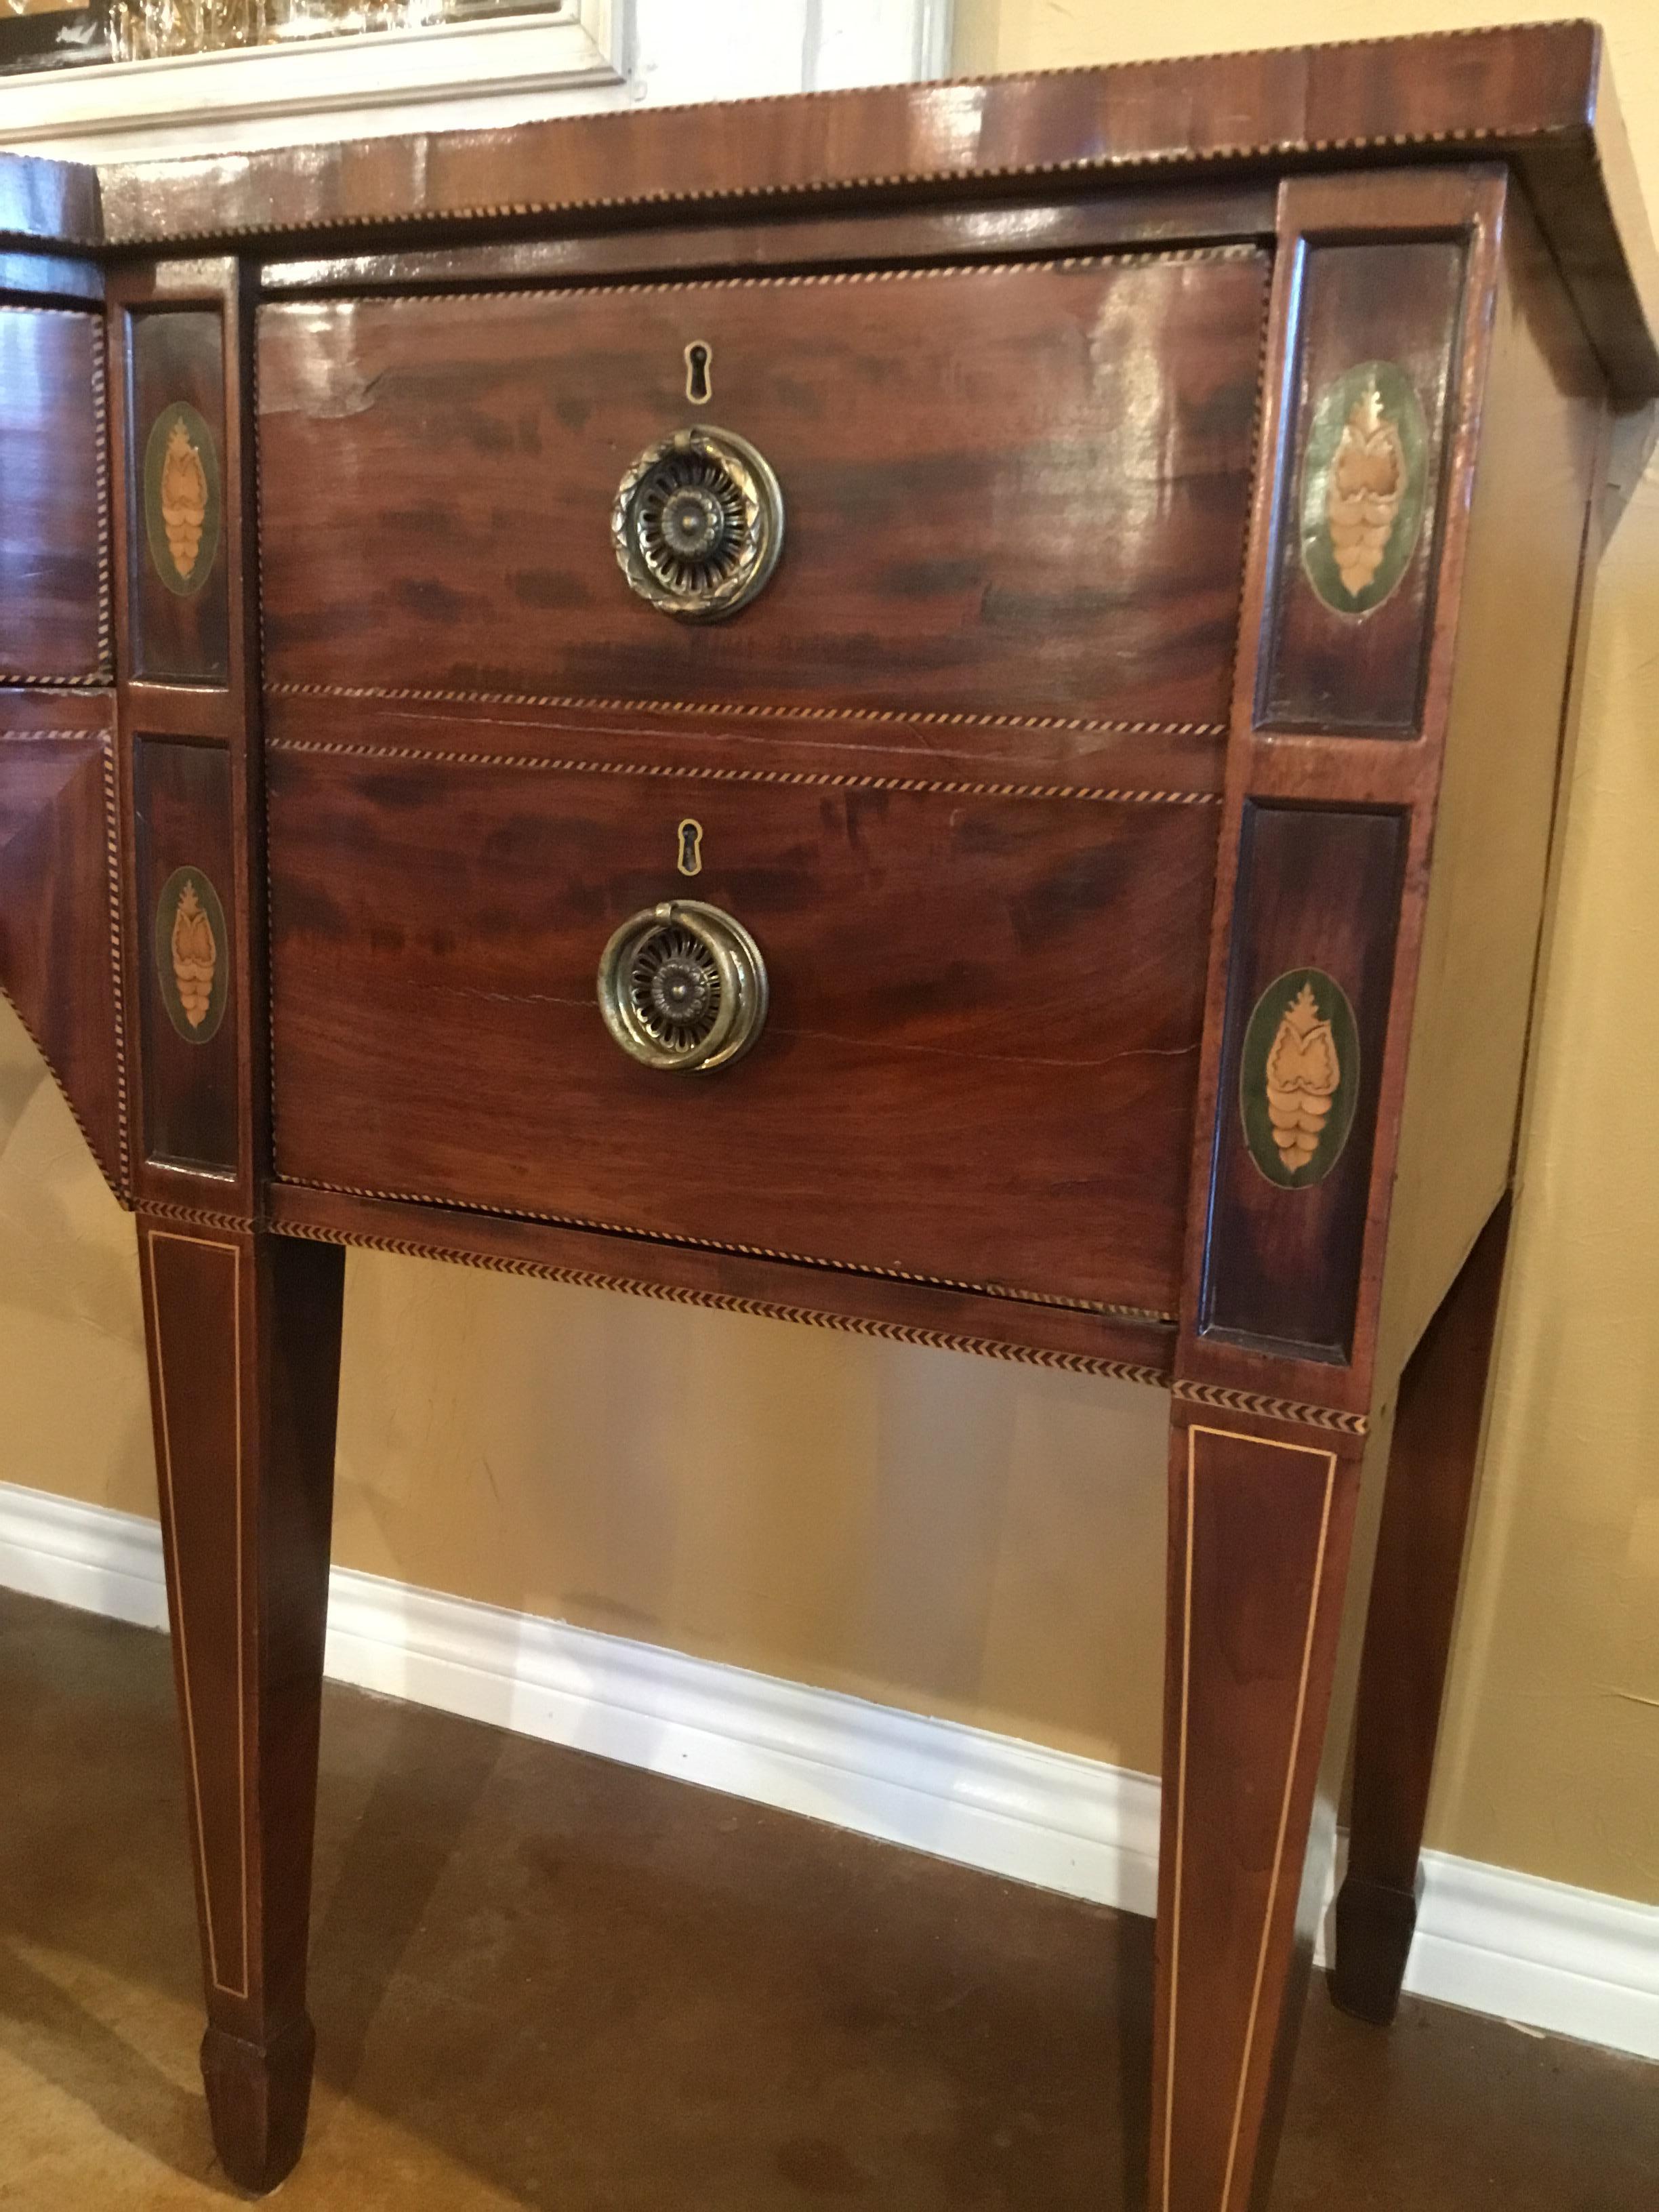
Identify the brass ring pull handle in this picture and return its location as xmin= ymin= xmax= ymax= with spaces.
xmin=611 ymin=426 xmax=784 ymax=621
xmin=597 ymin=899 xmax=770 ymax=1073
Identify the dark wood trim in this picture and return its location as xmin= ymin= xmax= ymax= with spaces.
xmin=79 ymin=26 xmax=1656 ymax=398
xmin=0 ymin=147 xmax=98 ymax=251
xmin=265 ymin=1179 xmax=1176 ymax=1385
xmin=257 ymin=180 xmax=1278 ymax=295
xmin=0 ymin=249 xmax=103 ymax=306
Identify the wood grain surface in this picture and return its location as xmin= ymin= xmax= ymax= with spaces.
xmin=0 ymin=307 xmax=106 ymax=684
xmin=266 ymin=710 xmax=1220 ymax=1315
xmin=0 ymin=691 xmax=123 ymax=1193
xmin=257 ymin=251 xmax=1267 ymax=729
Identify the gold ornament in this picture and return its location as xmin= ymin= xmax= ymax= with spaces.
xmin=159 ymin=417 xmax=209 ymax=581
xmin=170 ymin=879 xmax=218 ymax=1031
xmin=1325 ymin=383 xmax=1406 ymax=597
xmin=1264 ymin=981 xmax=1340 ymax=1173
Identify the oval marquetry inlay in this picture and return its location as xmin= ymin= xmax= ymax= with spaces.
xmin=1298 ymin=361 xmax=1428 ymax=617
xmin=155 ymin=867 xmax=229 ymax=1045
xmin=143 ymin=401 xmax=222 ymax=598
xmin=1239 ymin=968 xmax=1359 ymax=1189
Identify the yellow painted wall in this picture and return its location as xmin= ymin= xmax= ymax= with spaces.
xmin=3 ymin=3 xmax=1656 ymax=1905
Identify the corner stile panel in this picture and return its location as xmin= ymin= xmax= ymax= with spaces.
xmin=1176 ymin=166 xmax=1508 ymax=1416
xmin=127 ymin=308 xmax=231 ymax=684
xmin=134 ymin=735 xmax=240 ymax=1175
xmin=110 ymin=259 xmax=263 ymax=1223
xmin=1256 ymin=237 xmax=1469 ymax=735
xmin=1200 ymin=804 xmax=1406 ymax=1361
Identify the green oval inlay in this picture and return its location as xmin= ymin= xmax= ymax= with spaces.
xmin=1298 ymin=361 xmax=1429 ymax=619
xmin=143 ymin=401 xmax=222 ymax=600
xmin=154 ymin=866 xmax=229 ymax=1046
xmin=1239 ymin=967 xmax=1359 ymax=1190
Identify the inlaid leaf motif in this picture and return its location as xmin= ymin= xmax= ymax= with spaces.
xmin=143 ymin=401 xmax=222 ymax=600
xmin=159 ymin=418 xmax=209 ymax=581
xmin=1298 ymin=361 xmax=1429 ymax=619
xmin=1263 ymin=981 xmax=1341 ymax=1173
xmin=1325 ymin=384 xmax=1406 ymax=598
xmin=169 ymin=878 xmax=218 ymax=1031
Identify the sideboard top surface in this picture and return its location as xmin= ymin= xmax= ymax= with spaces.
xmin=2 ymin=22 xmax=1657 ymax=396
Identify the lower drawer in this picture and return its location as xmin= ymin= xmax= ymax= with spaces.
xmin=266 ymin=712 xmax=1218 ymax=1317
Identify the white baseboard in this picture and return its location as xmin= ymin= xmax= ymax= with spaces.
xmin=2 ymin=1479 xmax=1654 ymax=2064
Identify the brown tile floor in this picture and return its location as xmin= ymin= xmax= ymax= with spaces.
xmin=0 ymin=1586 xmax=1654 ymax=2209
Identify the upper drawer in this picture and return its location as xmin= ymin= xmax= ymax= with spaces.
xmin=256 ymin=250 xmax=1266 ymax=732
xmin=0 ymin=308 xmax=107 ymax=686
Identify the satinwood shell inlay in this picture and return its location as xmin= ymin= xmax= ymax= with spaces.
xmin=143 ymin=401 xmax=222 ymax=598
xmin=1240 ymin=968 xmax=1359 ymax=1188
xmin=1298 ymin=362 xmax=1428 ymax=617
xmin=155 ymin=867 xmax=229 ymax=1044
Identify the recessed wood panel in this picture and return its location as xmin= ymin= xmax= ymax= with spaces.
xmin=1257 ymin=239 xmax=1467 ymax=736
xmin=0 ymin=699 xmax=123 ymax=1193
xmin=266 ymin=714 xmax=1221 ymax=1315
xmin=0 ymin=306 xmax=106 ymax=682
xmin=129 ymin=308 xmax=230 ymax=684
xmin=1200 ymin=804 xmax=1406 ymax=1360
xmin=135 ymin=735 xmax=239 ymax=1174
xmin=256 ymin=251 xmax=1267 ymax=732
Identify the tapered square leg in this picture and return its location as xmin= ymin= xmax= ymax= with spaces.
xmin=1151 ymin=1414 xmax=1365 ymax=2212
xmin=140 ymin=1216 xmax=346 ymax=2194
xmin=1332 ymin=1197 xmax=1511 ymax=2025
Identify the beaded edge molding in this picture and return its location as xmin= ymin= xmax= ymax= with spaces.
xmin=328 ymin=245 xmax=1265 ymax=306
xmin=274 ymin=1176 xmax=1176 ymax=1324
xmin=274 ymin=1216 xmax=1172 ymax=1388
xmin=104 ymin=119 xmax=1535 ymax=249
xmin=266 ymin=732 xmax=1220 ymax=812
xmin=264 ymin=682 xmax=1229 ymax=753
xmin=1170 ymin=1380 xmax=1369 ymax=1436
xmin=98 ymin=724 xmax=129 ymax=1191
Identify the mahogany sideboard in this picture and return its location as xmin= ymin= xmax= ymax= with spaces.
xmin=1 ymin=23 xmax=1655 ymax=2208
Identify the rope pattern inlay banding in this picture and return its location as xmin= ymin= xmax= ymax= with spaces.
xmin=274 ymin=1217 xmax=1173 ymax=1387
xmin=264 ymin=680 xmax=1228 ymax=751
xmin=1172 ymin=1380 xmax=1368 ymax=1435
xmin=139 ymin=1199 xmax=252 ymax=1234
xmin=266 ymin=731 xmax=1219 ymax=813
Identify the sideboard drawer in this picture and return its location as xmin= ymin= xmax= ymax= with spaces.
xmin=266 ymin=706 xmax=1218 ymax=1317
xmin=256 ymin=249 xmax=1266 ymax=736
